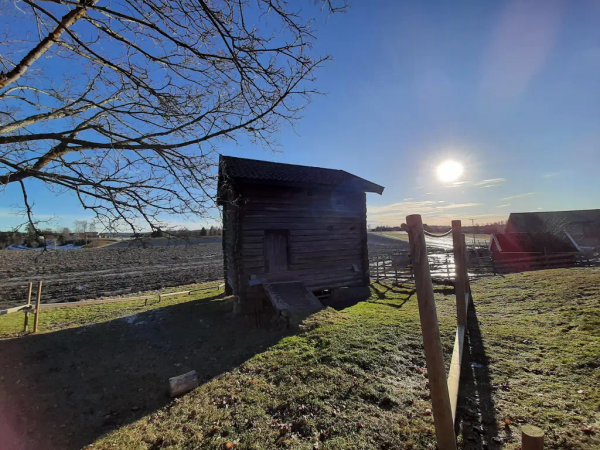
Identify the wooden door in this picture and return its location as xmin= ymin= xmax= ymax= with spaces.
xmin=264 ymin=230 xmax=289 ymax=273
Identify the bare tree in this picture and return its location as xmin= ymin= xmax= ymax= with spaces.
xmin=60 ymin=227 xmax=71 ymax=244
xmin=0 ymin=0 xmax=346 ymax=235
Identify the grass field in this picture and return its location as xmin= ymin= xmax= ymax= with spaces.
xmin=1 ymin=269 xmax=598 ymax=449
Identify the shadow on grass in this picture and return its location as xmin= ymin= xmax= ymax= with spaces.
xmin=0 ymin=294 xmax=290 ymax=450
xmin=456 ymin=300 xmax=502 ymax=449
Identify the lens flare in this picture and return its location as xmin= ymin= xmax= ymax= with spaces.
xmin=437 ymin=160 xmax=464 ymax=182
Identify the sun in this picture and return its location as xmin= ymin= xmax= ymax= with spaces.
xmin=436 ymin=160 xmax=464 ymax=182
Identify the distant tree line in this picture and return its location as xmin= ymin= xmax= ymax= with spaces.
xmin=371 ymin=225 xmax=403 ymax=232
xmin=150 ymin=227 xmax=222 ymax=239
xmin=199 ymin=226 xmax=222 ymax=237
xmin=370 ymin=221 xmax=506 ymax=235
xmin=1 ymin=220 xmax=227 ymax=249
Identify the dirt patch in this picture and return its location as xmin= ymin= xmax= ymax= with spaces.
xmin=0 ymin=243 xmax=223 ymax=308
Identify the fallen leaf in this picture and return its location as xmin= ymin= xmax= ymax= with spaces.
xmin=581 ymin=426 xmax=596 ymax=435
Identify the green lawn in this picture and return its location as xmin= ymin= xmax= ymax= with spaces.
xmin=0 ymin=283 xmax=223 ymax=337
xmin=1 ymin=270 xmax=598 ymax=449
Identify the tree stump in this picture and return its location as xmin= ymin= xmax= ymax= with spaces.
xmin=522 ymin=425 xmax=544 ymax=450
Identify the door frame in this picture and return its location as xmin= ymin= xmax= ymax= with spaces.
xmin=263 ymin=229 xmax=290 ymax=273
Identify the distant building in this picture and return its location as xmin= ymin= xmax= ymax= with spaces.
xmin=505 ymin=209 xmax=600 ymax=250
xmin=489 ymin=232 xmax=578 ymax=258
xmin=217 ymin=156 xmax=384 ymax=315
xmin=488 ymin=232 xmax=580 ymax=272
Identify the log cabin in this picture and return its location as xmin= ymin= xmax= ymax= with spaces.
xmin=217 ymin=156 xmax=384 ymax=315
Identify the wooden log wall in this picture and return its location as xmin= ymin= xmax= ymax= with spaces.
xmin=222 ymin=201 xmax=239 ymax=294
xmin=238 ymin=185 xmax=367 ymax=293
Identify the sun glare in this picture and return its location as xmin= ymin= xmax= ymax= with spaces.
xmin=437 ymin=160 xmax=464 ymax=182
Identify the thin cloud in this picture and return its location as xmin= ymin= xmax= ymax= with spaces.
xmin=500 ymin=192 xmax=538 ymax=201
xmin=496 ymin=204 xmax=511 ymax=208
xmin=367 ymin=201 xmax=436 ymax=215
xmin=368 ymin=201 xmax=481 ymax=215
xmin=437 ymin=203 xmax=483 ymax=210
xmin=448 ymin=178 xmax=505 ymax=188
xmin=450 ymin=180 xmax=472 ymax=187
xmin=473 ymin=178 xmax=506 ymax=187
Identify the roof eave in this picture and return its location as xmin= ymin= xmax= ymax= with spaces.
xmin=224 ymin=176 xmax=385 ymax=194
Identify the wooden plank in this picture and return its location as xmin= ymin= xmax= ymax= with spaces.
xmin=289 ymin=260 xmax=359 ymax=271
xmin=159 ymin=290 xmax=190 ymax=300
xmin=290 ymin=252 xmax=362 ymax=264
xmin=24 ymin=282 xmax=32 ymax=331
xmin=288 ymin=228 xmax=361 ymax=236
xmin=33 ymin=281 xmax=42 ymax=333
xmin=406 ymin=214 xmax=456 ymax=450
xmin=452 ymin=221 xmax=467 ymax=327
xmin=40 ymin=295 xmax=156 ymax=309
xmin=243 ymin=223 xmax=359 ymax=231
xmin=296 ymin=272 xmax=362 ymax=284
xmin=305 ymin=279 xmax=365 ymax=291
xmin=241 ymin=242 xmax=264 ymax=249
xmin=290 ymin=264 xmax=360 ymax=275
xmin=0 ymin=304 xmax=34 ymax=316
xmin=360 ymin=192 xmax=369 ymax=285
xmin=290 ymin=234 xmax=361 ymax=242
xmin=447 ymin=325 xmax=465 ymax=423
xmin=243 ymin=210 xmax=361 ymax=219
xmin=290 ymin=242 xmax=362 ymax=253
xmin=243 ymin=249 xmax=264 ymax=256
xmin=243 ymin=216 xmax=361 ymax=225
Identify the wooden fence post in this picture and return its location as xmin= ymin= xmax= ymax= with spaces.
xmin=23 ymin=282 xmax=33 ymax=332
xmin=33 ymin=281 xmax=42 ymax=333
xmin=383 ymin=254 xmax=388 ymax=279
xmin=406 ymin=214 xmax=457 ymax=450
xmin=452 ymin=221 xmax=467 ymax=327
xmin=376 ymin=255 xmax=379 ymax=281
xmin=522 ymin=425 xmax=544 ymax=450
xmin=462 ymin=234 xmax=471 ymax=311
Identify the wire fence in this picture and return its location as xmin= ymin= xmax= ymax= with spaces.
xmin=369 ymin=248 xmax=600 ymax=284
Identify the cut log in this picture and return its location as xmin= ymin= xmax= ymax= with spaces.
xmin=168 ymin=370 xmax=199 ymax=397
xmin=522 ymin=425 xmax=544 ymax=450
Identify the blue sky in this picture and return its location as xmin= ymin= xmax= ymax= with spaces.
xmin=1 ymin=0 xmax=599 ymax=230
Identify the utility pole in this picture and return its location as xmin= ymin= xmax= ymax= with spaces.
xmin=469 ymin=219 xmax=476 ymax=247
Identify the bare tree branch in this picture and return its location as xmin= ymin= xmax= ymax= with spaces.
xmin=0 ymin=0 xmax=347 ymax=233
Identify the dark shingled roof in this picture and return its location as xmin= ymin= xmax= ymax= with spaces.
xmin=218 ymin=156 xmax=384 ymax=194
xmin=506 ymin=210 xmax=600 ymax=234
xmin=490 ymin=232 xmax=578 ymax=254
